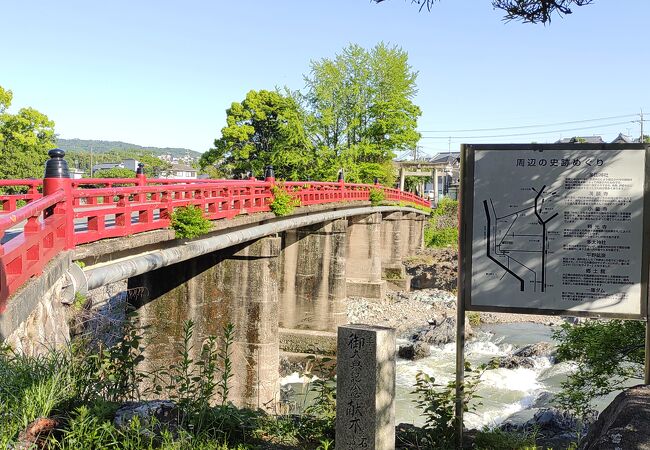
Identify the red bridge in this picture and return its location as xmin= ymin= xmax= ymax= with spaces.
xmin=0 ymin=149 xmax=429 ymax=311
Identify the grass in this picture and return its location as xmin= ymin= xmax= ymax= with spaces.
xmin=0 ymin=321 xmax=337 ymax=449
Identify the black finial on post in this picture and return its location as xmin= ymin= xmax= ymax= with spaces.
xmin=136 ymin=162 xmax=145 ymax=175
xmin=338 ymin=168 xmax=344 ymax=182
xmin=247 ymin=170 xmax=254 ymax=179
xmin=265 ymin=165 xmax=275 ymax=179
xmin=374 ymin=177 xmax=379 ymax=185
xmin=44 ymin=149 xmax=70 ymax=178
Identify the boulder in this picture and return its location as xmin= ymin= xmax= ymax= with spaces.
xmin=513 ymin=342 xmax=555 ymax=359
xmin=412 ymin=316 xmax=473 ymax=345
xmin=580 ymin=384 xmax=650 ymax=450
xmin=490 ymin=355 xmax=536 ymax=370
xmin=114 ymin=400 xmax=181 ymax=437
xmin=398 ymin=341 xmax=431 ymax=360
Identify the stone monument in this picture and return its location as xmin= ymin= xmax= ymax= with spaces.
xmin=336 ymin=324 xmax=396 ymax=450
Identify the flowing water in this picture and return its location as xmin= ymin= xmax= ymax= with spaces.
xmin=395 ymin=322 xmax=562 ymax=428
xmin=281 ymin=321 xmax=641 ymax=428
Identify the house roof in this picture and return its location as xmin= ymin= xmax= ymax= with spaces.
xmin=555 ymin=136 xmax=605 ymax=144
xmin=429 ymin=152 xmax=461 ymax=165
xmin=611 ymin=133 xmax=636 ymax=144
xmin=171 ymin=164 xmax=196 ymax=172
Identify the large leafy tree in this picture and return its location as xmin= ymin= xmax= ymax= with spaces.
xmin=201 ymin=90 xmax=310 ymax=180
xmin=0 ymin=85 xmax=56 ymax=182
xmin=375 ymin=0 xmax=595 ymax=24
xmin=303 ymin=43 xmax=421 ymax=184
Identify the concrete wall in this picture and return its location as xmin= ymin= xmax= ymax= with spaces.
xmin=128 ymin=237 xmax=281 ymax=410
xmin=2 ymin=253 xmax=73 ymax=355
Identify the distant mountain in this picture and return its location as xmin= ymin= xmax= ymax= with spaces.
xmin=56 ymin=138 xmax=202 ymax=159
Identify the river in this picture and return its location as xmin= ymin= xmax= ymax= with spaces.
xmin=282 ymin=321 xmax=641 ymax=428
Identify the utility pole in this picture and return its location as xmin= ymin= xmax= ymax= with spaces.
xmin=641 ymin=109 xmax=645 ymax=143
xmin=635 ymin=109 xmax=645 ymax=143
xmin=90 ymin=146 xmax=93 ymax=176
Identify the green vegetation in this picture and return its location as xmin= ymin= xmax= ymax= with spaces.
xmin=425 ymin=198 xmax=459 ymax=248
xmin=269 ymin=185 xmax=301 ymax=216
xmin=0 ymin=85 xmax=55 ymax=184
xmin=554 ymin=319 xmax=645 ymax=418
xmin=471 ymin=428 xmax=538 ymax=450
xmin=200 ymin=90 xmax=310 ymax=179
xmin=201 ymin=43 xmax=421 ymax=184
xmin=171 ymin=205 xmax=212 ymax=239
xmin=0 ymin=321 xmax=340 ymax=449
xmin=369 ymin=188 xmax=385 ymax=206
xmin=407 ymin=363 xmax=487 ymax=448
xmin=468 ymin=311 xmax=481 ymax=327
xmin=57 ymin=138 xmax=200 ymax=159
xmin=92 ymin=167 xmax=137 ymax=179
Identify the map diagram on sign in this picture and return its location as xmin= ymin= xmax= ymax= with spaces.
xmin=482 ymin=184 xmax=559 ymax=293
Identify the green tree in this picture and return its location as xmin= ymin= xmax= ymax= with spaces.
xmin=201 ymin=90 xmax=311 ymax=180
xmin=375 ymin=0 xmax=595 ymax=24
xmin=554 ymin=319 xmax=644 ymax=417
xmin=0 ymin=85 xmax=56 ymax=182
xmin=303 ymin=43 xmax=421 ymax=184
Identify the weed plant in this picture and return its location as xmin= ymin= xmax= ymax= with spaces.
xmin=170 ymin=205 xmax=212 ymax=239
xmin=369 ymin=187 xmax=385 ymax=206
xmin=269 ymin=185 xmax=300 ymax=216
xmin=0 ymin=320 xmax=341 ymax=449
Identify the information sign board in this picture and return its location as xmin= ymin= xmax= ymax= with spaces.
xmin=461 ymin=144 xmax=650 ymax=318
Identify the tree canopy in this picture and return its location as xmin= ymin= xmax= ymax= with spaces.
xmin=200 ymin=90 xmax=310 ymax=179
xmin=303 ymin=43 xmax=421 ymax=183
xmin=0 ymin=85 xmax=56 ymax=182
xmin=375 ymin=0 xmax=595 ymax=24
xmin=202 ymin=43 xmax=421 ymax=184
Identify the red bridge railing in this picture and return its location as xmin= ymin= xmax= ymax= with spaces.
xmin=0 ymin=149 xmax=429 ymax=311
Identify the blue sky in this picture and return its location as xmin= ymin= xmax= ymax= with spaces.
xmin=2 ymin=0 xmax=648 ymax=155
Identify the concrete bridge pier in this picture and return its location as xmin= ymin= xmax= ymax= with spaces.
xmin=346 ymin=213 xmax=386 ymax=300
xmin=400 ymin=212 xmax=425 ymax=257
xmin=128 ymin=236 xmax=281 ymax=410
xmin=381 ymin=211 xmax=411 ymax=291
xmin=280 ymin=219 xmax=347 ymax=332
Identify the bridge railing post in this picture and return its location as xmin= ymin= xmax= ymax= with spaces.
xmin=135 ymin=163 xmax=147 ymax=204
xmin=264 ymin=165 xmax=275 ymax=207
xmin=43 ymin=149 xmax=74 ymax=249
xmin=338 ymin=169 xmax=345 ymax=201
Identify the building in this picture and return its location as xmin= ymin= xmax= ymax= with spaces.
xmin=555 ymin=136 xmax=605 ymax=144
xmin=91 ymin=158 xmax=140 ymax=176
xmin=165 ymin=163 xmax=198 ymax=179
xmin=91 ymin=162 xmax=124 ymax=174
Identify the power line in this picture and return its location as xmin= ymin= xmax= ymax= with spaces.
xmin=418 ymin=114 xmax=638 ymax=133
xmin=419 ymin=120 xmax=636 ymax=140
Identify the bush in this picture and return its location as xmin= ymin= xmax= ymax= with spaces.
xmin=368 ymin=188 xmax=385 ymax=206
xmin=425 ymin=226 xmax=459 ymax=248
xmin=171 ymin=205 xmax=212 ymax=239
xmin=91 ymin=168 xmax=137 ymax=179
xmin=270 ymin=185 xmax=300 ymax=216
xmin=425 ymin=197 xmax=459 ymax=248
